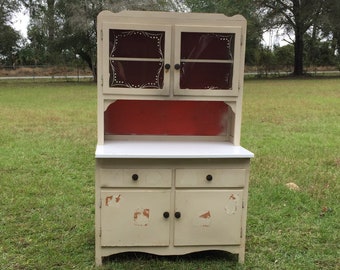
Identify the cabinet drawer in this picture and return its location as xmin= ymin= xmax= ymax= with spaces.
xmin=175 ymin=169 xmax=246 ymax=188
xmin=99 ymin=169 xmax=172 ymax=187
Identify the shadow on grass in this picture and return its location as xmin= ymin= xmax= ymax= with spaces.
xmin=103 ymin=250 xmax=239 ymax=267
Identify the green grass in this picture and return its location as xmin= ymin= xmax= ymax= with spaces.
xmin=0 ymin=79 xmax=339 ymax=269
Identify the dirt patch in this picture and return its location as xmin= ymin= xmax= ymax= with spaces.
xmin=0 ymin=66 xmax=93 ymax=77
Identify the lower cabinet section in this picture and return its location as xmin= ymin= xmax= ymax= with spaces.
xmin=95 ymin=158 xmax=250 ymax=265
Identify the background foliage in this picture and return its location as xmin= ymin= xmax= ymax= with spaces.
xmin=1 ymin=0 xmax=340 ymax=77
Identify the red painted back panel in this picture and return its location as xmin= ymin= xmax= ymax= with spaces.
xmin=104 ymin=100 xmax=228 ymax=136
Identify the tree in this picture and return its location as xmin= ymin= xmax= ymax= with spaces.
xmin=184 ymin=0 xmax=263 ymax=66
xmin=254 ymin=46 xmax=275 ymax=76
xmin=256 ymin=0 xmax=328 ymax=76
xmin=321 ymin=0 xmax=340 ymax=69
xmin=24 ymin=0 xmax=185 ymax=80
xmin=274 ymin=44 xmax=294 ymax=71
xmin=0 ymin=23 xmax=20 ymax=64
xmin=0 ymin=0 xmax=21 ymax=64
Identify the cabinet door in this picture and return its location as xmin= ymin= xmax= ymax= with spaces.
xmin=101 ymin=189 xmax=171 ymax=246
xmin=102 ymin=23 xmax=171 ymax=95
xmin=174 ymin=190 xmax=243 ymax=246
xmin=174 ymin=25 xmax=242 ymax=96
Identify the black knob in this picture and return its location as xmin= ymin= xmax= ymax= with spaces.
xmin=132 ymin=174 xmax=139 ymax=181
xmin=174 ymin=63 xmax=181 ymax=70
xmin=206 ymin=174 xmax=213 ymax=181
xmin=174 ymin=211 xmax=181 ymax=219
xmin=163 ymin=212 xmax=170 ymax=219
xmin=165 ymin=63 xmax=171 ymax=70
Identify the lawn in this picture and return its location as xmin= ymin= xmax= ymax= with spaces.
xmin=0 ymin=79 xmax=339 ymax=269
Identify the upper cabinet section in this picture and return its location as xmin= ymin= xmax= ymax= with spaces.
xmin=98 ymin=11 xmax=246 ymax=98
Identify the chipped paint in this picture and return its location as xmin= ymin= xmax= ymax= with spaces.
xmin=199 ymin=211 xmax=211 ymax=219
xmin=115 ymin=194 xmax=121 ymax=203
xmin=143 ymin=209 xmax=150 ymax=218
xmin=105 ymin=194 xmax=122 ymax=207
xmin=225 ymin=193 xmax=239 ymax=214
xmin=133 ymin=208 xmax=150 ymax=226
xmin=105 ymin=196 xmax=113 ymax=206
xmin=193 ymin=210 xmax=211 ymax=227
xmin=199 ymin=211 xmax=211 ymax=227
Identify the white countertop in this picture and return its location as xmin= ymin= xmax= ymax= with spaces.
xmin=95 ymin=140 xmax=254 ymax=158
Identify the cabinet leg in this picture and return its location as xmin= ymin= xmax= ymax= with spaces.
xmin=238 ymin=251 xmax=245 ymax=264
xmin=95 ymin=255 xmax=103 ymax=266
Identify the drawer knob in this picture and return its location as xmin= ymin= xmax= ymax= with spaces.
xmin=165 ymin=63 xmax=171 ymax=70
xmin=174 ymin=63 xmax=181 ymax=70
xmin=174 ymin=211 xmax=181 ymax=219
xmin=206 ymin=174 xmax=213 ymax=181
xmin=163 ymin=212 xmax=170 ymax=219
xmin=132 ymin=174 xmax=139 ymax=181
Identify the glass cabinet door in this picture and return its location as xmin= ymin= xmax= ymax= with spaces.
xmin=174 ymin=26 xmax=242 ymax=96
xmin=102 ymin=23 xmax=171 ymax=95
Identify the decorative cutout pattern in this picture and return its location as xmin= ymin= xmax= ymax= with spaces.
xmin=109 ymin=30 xmax=165 ymax=89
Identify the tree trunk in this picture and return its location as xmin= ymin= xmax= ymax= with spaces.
xmin=47 ymin=0 xmax=55 ymax=51
xmin=47 ymin=0 xmax=55 ymax=39
xmin=292 ymin=0 xmax=305 ymax=76
xmin=77 ymin=50 xmax=97 ymax=82
xmin=294 ymin=26 xmax=304 ymax=76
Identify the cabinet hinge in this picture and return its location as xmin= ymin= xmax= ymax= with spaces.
xmin=101 ymin=75 xmax=103 ymax=87
xmin=100 ymin=29 xmax=103 ymax=41
xmin=99 ymin=199 xmax=102 ymax=208
xmin=240 ymin=227 xmax=243 ymax=238
xmin=99 ymin=227 xmax=102 ymax=237
xmin=242 ymin=200 xmax=245 ymax=209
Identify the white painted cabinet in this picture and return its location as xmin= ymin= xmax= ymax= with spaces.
xmin=95 ymin=11 xmax=253 ymax=266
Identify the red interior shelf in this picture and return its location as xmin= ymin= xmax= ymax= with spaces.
xmin=105 ymin=100 xmax=228 ymax=136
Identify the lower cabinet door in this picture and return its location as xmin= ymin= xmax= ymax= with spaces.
xmin=174 ymin=190 xmax=243 ymax=246
xmin=101 ymin=189 xmax=171 ymax=247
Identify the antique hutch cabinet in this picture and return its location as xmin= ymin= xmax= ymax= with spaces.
xmin=95 ymin=10 xmax=253 ymax=266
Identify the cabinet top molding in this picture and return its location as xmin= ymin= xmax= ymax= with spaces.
xmin=98 ymin=10 xmax=247 ymax=24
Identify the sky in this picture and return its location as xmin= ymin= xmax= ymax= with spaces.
xmin=12 ymin=10 xmax=29 ymax=38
